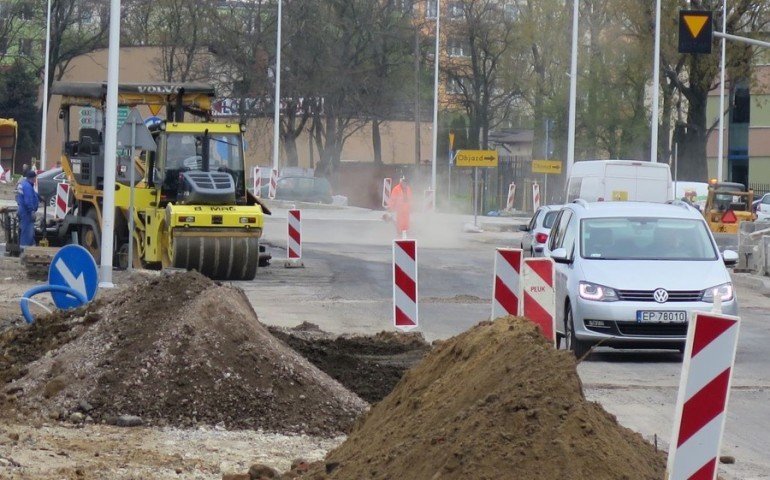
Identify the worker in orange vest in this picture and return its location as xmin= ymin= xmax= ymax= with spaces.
xmin=388 ymin=176 xmax=413 ymax=238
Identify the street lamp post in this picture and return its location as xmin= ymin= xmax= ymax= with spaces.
xmin=98 ymin=0 xmax=122 ymax=287
xmin=430 ymin=0 xmax=441 ymax=205
xmin=39 ymin=0 xmax=52 ymax=170
xmin=272 ymin=0 xmax=282 ymax=172
xmin=717 ymin=0 xmax=727 ymax=182
xmin=566 ymin=0 xmax=579 ymax=178
xmin=650 ymin=0 xmax=661 ymax=163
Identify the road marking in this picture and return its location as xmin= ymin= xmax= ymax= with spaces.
xmin=55 ymin=258 xmax=87 ymax=300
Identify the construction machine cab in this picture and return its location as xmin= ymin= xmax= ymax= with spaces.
xmin=155 ymin=123 xmax=247 ymax=206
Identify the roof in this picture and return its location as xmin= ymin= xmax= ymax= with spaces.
xmin=568 ymin=201 xmax=703 ymax=220
xmin=51 ymin=82 xmax=216 ymax=98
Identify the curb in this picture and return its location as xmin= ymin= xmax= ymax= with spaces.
xmin=731 ymin=272 xmax=770 ymax=295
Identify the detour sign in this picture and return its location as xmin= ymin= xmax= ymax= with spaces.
xmin=454 ymin=149 xmax=498 ymax=168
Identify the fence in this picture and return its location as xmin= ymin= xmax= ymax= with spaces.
xmin=749 ymin=183 xmax=770 ymax=198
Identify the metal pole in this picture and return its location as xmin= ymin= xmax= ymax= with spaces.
xmin=717 ymin=0 xmax=727 ymax=182
xmin=272 ymin=0 xmax=282 ymax=171
xmin=674 ymin=142 xmax=678 ymax=197
xmin=39 ymin=0 xmax=52 ymax=170
xmin=127 ymin=122 xmax=136 ymax=272
xmin=650 ymin=0 xmax=661 ymax=163
xmin=473 ymin=166 xmax=478 ymax=227
xmin=414 ymin=26 xmax=421 ymax=165
xmin=566 ymin=0 xmax=579 ymax=178
xmin=99 ymin=0 xmax=121 ymax=288
xmin=430 ymin=0 xmax=441 ymax=197
xmin=714 ymin=31 xmax=770 ymax=49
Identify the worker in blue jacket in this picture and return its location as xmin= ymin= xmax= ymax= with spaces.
xmin=16 ymin=170 xmax=39 ymax=247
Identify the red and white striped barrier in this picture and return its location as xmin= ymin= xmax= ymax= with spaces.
xmin=521 ymin=257 xmax=556 ymax=344
xmin=54 ymin=182 xmax=72 ymax=220
xmin=393 ymin=239 xmax=418 ymax=331
xmin=252 ymin=166 xmax=261 ymax=197
xmin=532 ymin=182 xmax=541 ymax=211
xmin=506 ymin=182 xmax=516 ymax=211
xmin=287 ymin=209 xmax=301 ymax=259
xmin=0 ymin=164 xmax=5 ymax=183
xmin=382 ymin=177 xmax=392 ymax=209
xmin=667 ymin=311 xmax=740 ymax=480
xmin=492 ymin=248 xmax=522 ymax=319
xmin=423 ymin=188 xmax=435 ymax=213
xmin=268 ymin=168 xmax=278 ymax=200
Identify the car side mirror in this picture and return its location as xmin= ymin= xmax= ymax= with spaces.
xmin=551 ymin=247 xmax=571 ymax=264
xmin=518 ymin=224 xmax=529 ymax=232
xmin=722 ymin=249 xmax=739 ymax=267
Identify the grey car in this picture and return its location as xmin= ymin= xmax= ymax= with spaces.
xmin=519 ymin=205 xmax=560 ymax=256
xmin=546 ymin=200 xmax=738 ymax=357
xmin=36 ymin=167 xmax=66 ymax=207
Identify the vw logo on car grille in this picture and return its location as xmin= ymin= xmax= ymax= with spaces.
xmin=653 ymin=288 xmax=669 ymax=303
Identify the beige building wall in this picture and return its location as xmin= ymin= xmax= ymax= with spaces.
xmin=43 ymin=46 xmax=433 ymax=171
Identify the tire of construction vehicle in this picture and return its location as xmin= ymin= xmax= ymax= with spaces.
xmin=565 ymin=304 xmax=591 ymax=359
xmin=159 ymin=223 xmax=259 ymax=280
xmin=80 ymin=208 xmax=101 ymax=263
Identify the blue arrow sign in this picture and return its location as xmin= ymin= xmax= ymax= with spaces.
xmin=48 ymin=245 xmax=99 ymax=309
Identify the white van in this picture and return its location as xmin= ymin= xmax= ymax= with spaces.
xmin=566 ymin=160 xmax=673 ymax=203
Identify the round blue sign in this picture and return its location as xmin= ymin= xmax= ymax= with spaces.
xmin=48 ymin=245 xmax=99 ymax=309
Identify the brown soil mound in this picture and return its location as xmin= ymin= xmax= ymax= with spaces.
xmin=269 ymin=326 xmax=430 ymax=403
xmin=303 ymin=317 xmax=666 ymax=479
xmin=2 ymin=271 xmax=366 ymax=435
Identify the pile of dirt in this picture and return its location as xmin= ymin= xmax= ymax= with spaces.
xmin=301 ymin=317 xmax=667 ymax=479
xmin=269 ymin=325 xmax=430 ymax=403
xmin=2 ymin=271 xmax=366 ymax=435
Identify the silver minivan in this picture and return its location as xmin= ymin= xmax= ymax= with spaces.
xmin=546 ymin=200 xmax=738 ymax=357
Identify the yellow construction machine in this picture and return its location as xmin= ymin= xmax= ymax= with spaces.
xmin=46 ymin=82 xmax=269 ymax=280
xmin=703 ymin=180 xmax=755 ymax=235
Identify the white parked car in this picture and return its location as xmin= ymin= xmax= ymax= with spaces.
xmin=546 ymin=200 xmax=738 ymax=357
xmin=754 ymin=193 xmax=770 ymax=221
xmin=519 ymin=205 xmax=560 ymax=256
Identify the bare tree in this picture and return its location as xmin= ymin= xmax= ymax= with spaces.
xmin=442 ymin=0 xmax=522 ymax=150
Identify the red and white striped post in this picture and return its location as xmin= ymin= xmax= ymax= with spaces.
xmin=492 ymin=248 xmax=522 ymax=319
xmin=268 ymin=168 xmax=279 ymax=200
xmin=506 ymin=182 xmax=516 ymax=211
xmin=667 ymin=311 xmax=740 ymax=480
xmin=532 ymin=182 xmax=541 ymax=211
xmin=521 ymin=257 xmax=556 ymax=345
xmin=285 ymin=209 xmax=304 ymax=268
xmin=54 ymin=182 xmax=72 ymax=220
xmin=382 ymin=177 xmax=392 ymax=209
xmin=424 ymin=188 xmax=435 ymax=213
xmin=252 ymin=166 xmax=261 ymax=197
xmin=393 ymin=239 xmax=418 ymax=331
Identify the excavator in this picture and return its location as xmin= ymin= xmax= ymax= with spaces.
xmin=703 ymin=179 xmax=755 ymax=235
xmin=29 ymin=81 xmax=269 ymax=280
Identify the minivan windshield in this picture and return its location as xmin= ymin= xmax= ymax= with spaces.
xmin=581 ymin=217 xmax=717 ymax=261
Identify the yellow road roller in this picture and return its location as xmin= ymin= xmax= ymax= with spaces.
xmin=48 ymin=82 xmax=268 ymax=280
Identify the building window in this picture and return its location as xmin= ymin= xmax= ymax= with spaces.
xmin=447 ymin=37 xmax=469 ymax=57
xmin=448 ymin=2 xmax=463 ymax=19
xmin=504 ymin=3 xmax=519 ymax=21
xmin=18 ymin=38 xmax=33 ymax=57
xmin=447 ymin=77 xmax=467 ymax=95
xmin=425 ymin=0 xmax=437 ymax=19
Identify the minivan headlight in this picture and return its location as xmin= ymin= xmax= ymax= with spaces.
xmin=579 ymin=282 xmax=618 ymax=302
xmin=702 ymin=283 xmax=734 ymax=302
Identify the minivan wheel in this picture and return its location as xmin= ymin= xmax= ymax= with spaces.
xmin=565 ymin=305 xmax=591 ymax=359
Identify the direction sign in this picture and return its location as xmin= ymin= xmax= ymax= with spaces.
xmin=48 ymin=245 xmax=99 ymax=309
xmin=454 ymin=149 xmax=498 ymax=168
xmin=532 ymin=159 xmax=562 ymax=174
xmin=679 ymin=10 xmax=712 ymax=54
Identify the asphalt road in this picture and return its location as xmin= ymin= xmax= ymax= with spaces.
xmin=238 ymin=209 xmax=770 ymax=480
